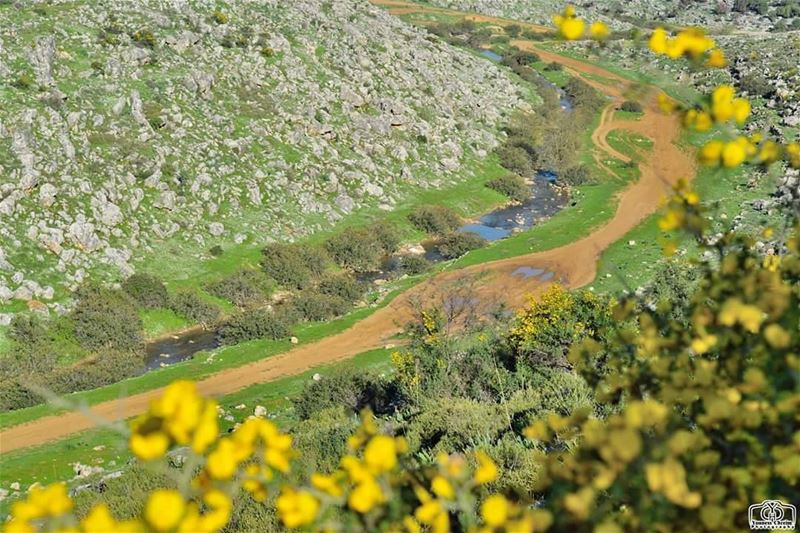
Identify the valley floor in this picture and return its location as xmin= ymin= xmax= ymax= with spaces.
xmin=0 ymin=1 xmax=695 ymax=455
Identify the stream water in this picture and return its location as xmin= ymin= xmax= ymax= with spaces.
xmin=143 ymin=327 xmax=220 ymax=373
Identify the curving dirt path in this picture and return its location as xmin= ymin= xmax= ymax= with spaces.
xmin=0 ymin=2 xmax=695 ymax=454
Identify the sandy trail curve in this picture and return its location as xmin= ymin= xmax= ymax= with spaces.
xmin=0 ymin=2 xmax=695 ymax=454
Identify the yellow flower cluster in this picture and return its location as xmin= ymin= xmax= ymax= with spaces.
xmin=699 ymin=134 xmax=797 ymax=169
xmin=129 ymin=380 xmax=218 ymax=460
xmin=683 ymin=85 xmax=750 ymax=132
xmin=648 ymin=27 xmax=724 ymax=67
xmin=552 ymin=5 xmax=609 ymax=41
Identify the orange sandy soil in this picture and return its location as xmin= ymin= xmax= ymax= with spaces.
xmin=0 ymin=1 xmax=694 ymax=453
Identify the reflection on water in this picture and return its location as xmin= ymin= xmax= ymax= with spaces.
xmin=481 ymin=49 xmax=504 ymax=62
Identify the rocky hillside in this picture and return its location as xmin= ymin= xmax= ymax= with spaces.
xmin=426 ymin=0 xmax=800 ymax=31
xmin=0 ymin=0 xmax=526 ymax=306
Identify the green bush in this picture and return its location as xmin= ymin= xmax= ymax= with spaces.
xmin=560 ymin=164 xmax=592 ymax=185
xmin=218 ymin=308 xmax=291 ymax=345
xmin=620 ymin=100 xmax=643 ymax=113
xmin=168 ymin=291 xmax=221 ymax=326
xmin=261 ymin=243 xmax=328 ymax=289
xmin=738 ymin=73 xmax=772 ymax=97
xmin=11 ymin=72 xmax=34 ymax=90
xmin=206 ymin=270 xmax=273 ymax=308
xmin=324 ymin=227 xmax=384 ymax=272
xmin=131 ymin=29 xmax=156 ymax=48
xmin=290 ymin=291 xmax=350 ymax=322
xmin=0 ymin=349 xmax=144 ymax=412
xmin=317 ymin=274 xmax=365 ymax=302
xmin=372 ymin=221 xmax=402 ymax=255
xmin=436 ymin=232 xmax=487 ymax=259
xmin=292 ymin=407 xmax=359 ymax=475
xmin=293 ymin=367 xmax=404 ymax=421
xmin=487 ymin=174 xmax=529 ymax=202
xmin=8 ymin=314 xmax=49 ymax=347
xmin=495 ymin=144 xmax=534 ymax=176
xmin=398 ymin=254 xmax=431 ymax=275
xmin=70 ymin=285 xmax=143 ymax=352
xmin=408 ymin=205 xmax=462 ymax=235
xmin=122 ymin=273 xmax=168 ymax=309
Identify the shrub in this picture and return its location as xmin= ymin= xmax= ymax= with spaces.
xmin=495 ymin=144 xmax=534 ymax=175
xmin=11 ymin=72 xmax=34 ymax=90
xmin=206 ymin=270 xmax=273 ymax=308
xmin=261 ymin=243 xmax=328 ymax=289
xmin=317 ymin=274 xmax=365 ymax=302
xmin=290 ymin=291 xmax=350 ymax=322
xmin=487 ymin=174 xmax=529 ymax=202
xmin=372 ymin=221 xmax=402 ymax=255
xmin=212 ymin=9 xmax=229 ymax=24
xmin=293 ymin=367 xmax=405 ymax=421
xmin=70 ymin=285 xmax=143 ymax=352
xmin=47 ymin=350 xmax=144 ymax=396
xmin=131 ymin=29 xmax=156 ymax=48
xmin=122 ymin=273 xmax=168 ymax=309
xmin=436 ymin=232 xmax=487 ymax=259
xmin=8 ymin=314 xmax=49 ymax=347
xmin=560 ymin=164 xmax=592 ymax=185
xmin=738 ymin=73 xmax=772 ymax=97
xmin=408 ymin=205 xmax=462 ymax=235
xmin=218 ymin=308 xmax=291 ymax=345
xmin=292 ymin=408 xmax=359 ymax=475
xmin=502 ymin=48 xmax=539 ymax=68
xmin=544 ymin=61 xmax=563 ymax=71
xmin=508 ymin=284 xmax=612 ymax=369
xmin=620 ymin=100 xmax=643 ymax=113
xmin=324 ymin=227 xmax=384 ymax=272
xmin=168 ymin=291 xmax=221 ymax=326
xmin=398 ymin=254 xmax=431 ymax=275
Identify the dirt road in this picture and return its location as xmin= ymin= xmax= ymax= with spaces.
xmin=0 ymin=2 xmax=694 ymax=454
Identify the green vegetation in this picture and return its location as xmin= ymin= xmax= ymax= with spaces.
xmin=486 ymin=174 xmax=528 ymax=202
xmin=407 ymin=205 xmax=463 ymax=235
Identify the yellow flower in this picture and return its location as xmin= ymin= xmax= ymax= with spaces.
xmin=759 ymin=140 xmax=781 ymax=164
xmin=348 ymin=477 xmax=385 ymax=513
xmin=657 ymin=92 xmax=676 ymax=114
xmin=431 ymin=476 xmax=455 ymax=500
xmin=693 ymin=111 xmax=712 ymax=132
xmin=658 ymin=209 xmax=684 ymax=231
xmin=707 ymin=48 xmax=726 ymax=67
xmin=589 ymin=21 xmax=610 ymax=39
xmin=732 ymin=98 xmax=751 ymax=124
xmin=276 ymin=488 xmax=319 ymax=528
xmin=698 ymin=140 xmax=724 ymax=166
xmin=81 ymin=504 xmax=117 ymax=533
xmin=764 ymin=324 xmax=791 ymax=348
xmin=721 ymin=140 xmax=747 ymax=168
xmin=206 ymin=438 xmax=243 ymax=480
xmin=691 ymin=334 xmax=718 ymax=354
xmin=416 ymin=499 xmax=446 ymax=525
xmin=481 ymin=495 xmax=510 ymax=527
xmin=129 ymin=430 xmax=170 ymax=461
xmin=563 ymin=487 xmax=596 ymax=520
xmin=787 ymin=142 xmax=800 ymax=168
xmin=718 ymin=298 xmax=765 ymax=333
xmin=474 ymin=451 xmax=498 ymax=484
xmin=559 ymin=17 xmax=585 ymax=40
xmin=645 ymin=460 xmax=702 ymax=508
xmin=145 ymin=490 xmax=186 ymax=532
xmin=649 ymin=28 xmax=668 ymax=54
xmin=311 ymin=473 xmax=344 ymax=497
xmin=363 ymin=435 xmax=398 ymax=474
xmin=197 ymin=489 xmax=233 ymax=532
